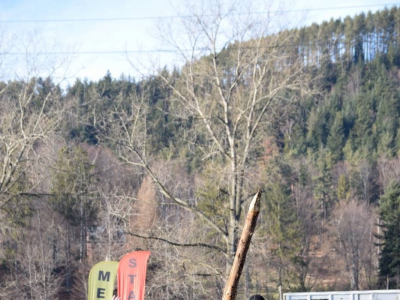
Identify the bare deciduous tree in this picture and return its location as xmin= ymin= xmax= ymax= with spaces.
xmin=0 ymin=32 xmax=77 ymax=300
xmin=329 ymin=200 xmax=376 ymax=290
xmin=107 ymin=0 xmax=313 ymax=287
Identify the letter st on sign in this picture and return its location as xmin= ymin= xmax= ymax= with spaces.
xmin=126 ymin=258 xmax=137 ymax=299
xmin=129 ymin=258 xmax=137 ymax=268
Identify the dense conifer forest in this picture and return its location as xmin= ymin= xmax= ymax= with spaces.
xmin=3 ymin=4 xmax=400 ymax=300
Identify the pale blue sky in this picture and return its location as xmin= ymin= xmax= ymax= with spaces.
xmin=0 ymin=0 xmax=397 ymax=86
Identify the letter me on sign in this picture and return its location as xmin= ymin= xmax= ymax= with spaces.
xmin=88 ymin=261 xmax=119 ymax=300
xmin=118 ymin=251 xmax=151 ymax=300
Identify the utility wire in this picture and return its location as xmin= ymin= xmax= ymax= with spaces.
xmin=0 ymin=2 xmax=399 ymax=23
xmin=1 ymin=50 xmax=177 ymax=55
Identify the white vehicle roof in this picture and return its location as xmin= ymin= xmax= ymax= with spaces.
xmin=284 ymin=290 xmax=400 ymax=300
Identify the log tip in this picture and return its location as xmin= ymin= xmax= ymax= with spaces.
xmin=248 ymin=190 xmax=261 ymax=212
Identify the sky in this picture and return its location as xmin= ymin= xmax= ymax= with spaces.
xmin=0 ymin=0 xmax=398 ymax=88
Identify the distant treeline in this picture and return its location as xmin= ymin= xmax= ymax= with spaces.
xmin=292 ymin=7 xmax=400 ymax=66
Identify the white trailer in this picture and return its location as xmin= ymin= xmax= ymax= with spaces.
xmin=284 ymin=290 xmax=400 ymax=300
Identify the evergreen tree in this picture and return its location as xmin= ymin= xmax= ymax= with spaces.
xmin=351 ymin=91 xmax=376 ymax=152
xmin=374 ymin=66 xmax=400 ymax=157
xmin=264 ymin=181 xmax=303 ymax=291
xmin=327 ymin=111 xmax=345 ymax=162
xmin=306 ymin=107 xmax=327 ymax=150
xmin=51 ymin=145 xmax=98 ymax=265
xmin=377 ymin=181 xmax=400 ymax=288
xmin=313 ymin=149 xmax=334 ymax=220
xmin=336 ymin=174 xmax=349 ymax=202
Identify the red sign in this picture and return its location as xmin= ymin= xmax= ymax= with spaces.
xmin=117 ymin=251 xmax=151 ymax=300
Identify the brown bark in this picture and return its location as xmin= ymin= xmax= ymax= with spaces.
xmin=222 ymin=190 xmax=261 ymax=300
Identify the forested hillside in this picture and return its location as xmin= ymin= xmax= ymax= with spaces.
xmin=2 ymin=4 xmax=400 ymax=300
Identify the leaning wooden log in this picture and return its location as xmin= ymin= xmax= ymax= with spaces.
xmin=222 ymin=190 xmax=262 ymax=300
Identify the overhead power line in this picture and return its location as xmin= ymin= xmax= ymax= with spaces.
xmin=2 ymin=50 xmax=177 ymax=55
xmin=0 ymin=2 xmax=399 ymax=23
